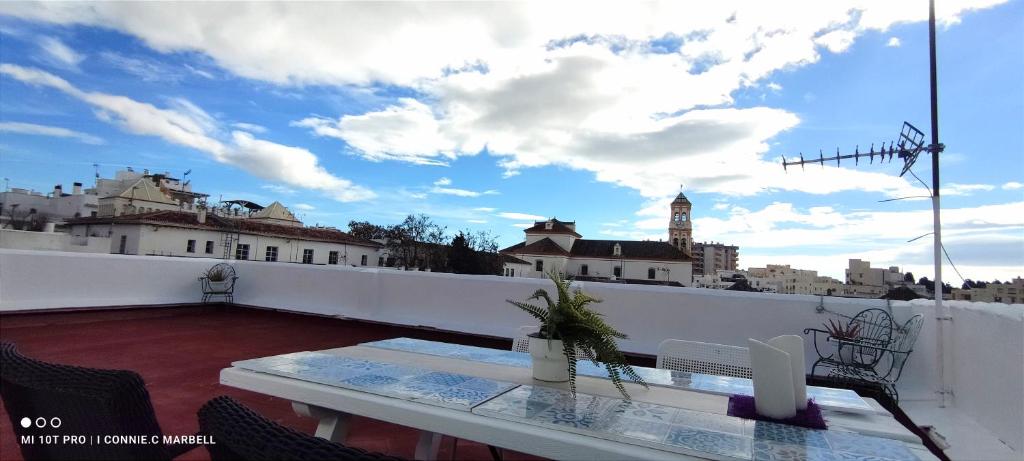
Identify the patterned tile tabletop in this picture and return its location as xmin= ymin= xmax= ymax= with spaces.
xmin=232 ymin=351 xmax=518 ymax=411
xmin=474 ymin=385 xmax=920 ymax=461
xmin=362 ymin=337 xmax=875 ymax=414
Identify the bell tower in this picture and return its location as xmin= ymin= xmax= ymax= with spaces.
xmin=668 ymin=191 xmax=692 ymax=255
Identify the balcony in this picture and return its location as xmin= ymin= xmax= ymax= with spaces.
xmin=1 ymin=249 xmax=1021 ymax=460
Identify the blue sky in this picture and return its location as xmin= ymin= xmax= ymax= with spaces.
xmin=1 ymin=1 xmax=1021 ymax=281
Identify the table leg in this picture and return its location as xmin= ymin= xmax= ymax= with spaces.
xmin=414 ymin=431 xmax=443 ymax=461
xmin=291 ymin=402 xmax=351 ymax=442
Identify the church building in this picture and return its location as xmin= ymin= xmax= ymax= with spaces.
xmin=499 ymin=192 xmax=694 ymax=286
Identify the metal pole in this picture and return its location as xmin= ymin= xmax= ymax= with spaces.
xmin=928 ymin=0 xmax=949 ymax=408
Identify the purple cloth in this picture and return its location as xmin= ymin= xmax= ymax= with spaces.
xmin=727 ymin=395 xmax=827 ymax=430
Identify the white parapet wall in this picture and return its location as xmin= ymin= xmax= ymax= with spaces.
xmin=0 ymin=248 xmax=1020 ymax=453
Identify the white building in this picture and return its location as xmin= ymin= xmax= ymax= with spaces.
xmin=500 ymin=215 xmax=693 ymax=286
xmin=67 ymin=204 xmax=382 ymax=266
xmin=1 ymin=183 xmax=98 ymax=228
xmin=747 ymin=264 xmax=844 ymax=296
xmin=693 ymin=270 xmax=779 ymax=293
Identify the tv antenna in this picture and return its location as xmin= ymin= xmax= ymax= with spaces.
xmin=781 ymin=121 xmax=929 ymax=178
xmin=780 ymin=0 xmax=949 ymax=407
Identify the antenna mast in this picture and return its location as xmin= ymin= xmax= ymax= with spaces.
xmin=780 ymin=0 xmax=948 ymax=406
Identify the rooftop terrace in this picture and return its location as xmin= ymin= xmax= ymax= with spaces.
xmin=0 ymin=249 xmax=1020 ymax=460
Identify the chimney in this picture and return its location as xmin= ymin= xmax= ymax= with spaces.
xmin=73 ymin=182 xmax=82 ymax=195
xmin=197 ymin=208 xmax=207 ymax=224
xmin=53 ymin=184 xmax=62 ymax=197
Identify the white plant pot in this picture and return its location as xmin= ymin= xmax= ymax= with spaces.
xmin=528 ymin=335 xmax=570 ymax=382
xmin=209 ymin=280 xmax=229 ymax=292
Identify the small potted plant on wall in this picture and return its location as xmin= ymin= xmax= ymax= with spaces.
xmin=507 ymin=271 xmax=648 ymax=398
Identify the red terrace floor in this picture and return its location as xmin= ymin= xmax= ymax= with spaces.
xmin=0 ymin=305 xmax=574 ymax=461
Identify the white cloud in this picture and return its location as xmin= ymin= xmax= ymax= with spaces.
xmin=511 ymin=223 xmax=533 ymax=229
xmin=0 ymin=1 xmax=1006 ymax=204
xmin=232 ymin=122 xmax=267 ymax=133
xmin=100 ymin=51 xmax=183 ymax=82
xmin=261 ymin=184 xmax=297 ymax=195
xmin=427 ymin=177 xmax=497 ymax=197
xmin=0 ymin=121 xmax=103 ymax=144
xmin=0 ymin=64 xmax=374 ymax=202
xmin=766 ymin=82 xmax=783 ymax=92
xmin=293 ymin=203 xmax=315 ymax=211
xmin=945 ymin=183 xmax=996 ymax=195
xmin=1002 ymin=181 xmax=1023 ymax=190
xmin=498 ymin=212 xmax=546 ymax=221
xmin=293 ymin=98 xmax=458 ymax=165
xmin=473 ymin=207 xmax=497 ymax=212
xmin=713 ymin=203 xmax=731 ymax=211
xmin=691 ymin=200 xmax=1024 ymax=279
xmin=37 ymin=36 xmax=83 ymax=69
xmin=467 ymin=219 xmax=488 ymax=224
xmin=886 ymin=37 xmax=902 ymax=47
xmin=814 ymin=30 xmax=857 ymax=53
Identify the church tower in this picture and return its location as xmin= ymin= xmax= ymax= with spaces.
xmin=668 ymin=192 xmax=692 ymax=255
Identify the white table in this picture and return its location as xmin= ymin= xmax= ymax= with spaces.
xmin=220 ymin=343 xmax=934 ymax=461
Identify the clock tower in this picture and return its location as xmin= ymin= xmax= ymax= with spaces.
xmin=668 ymin=192 xmax=692 ymax=255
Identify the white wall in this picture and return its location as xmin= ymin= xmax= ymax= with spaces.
xmin=0 ymin=229 xmax=110 ymax=253
xmin=1 ymin=248 xmax=1020 ymax=448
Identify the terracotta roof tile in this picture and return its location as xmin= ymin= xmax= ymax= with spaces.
xmin=522 ymin=219 xmax=582 ymax=238
xmin=570 ymin=239 xmax=691 ymax=261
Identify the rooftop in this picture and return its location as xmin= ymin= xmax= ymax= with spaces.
xmin=0 ymin=249 xmax=1020 ymax=461
xmin=0 ymin=306 xmax=542 ymax=461
xmin=68 ymin=210 xmax=381 ymax=248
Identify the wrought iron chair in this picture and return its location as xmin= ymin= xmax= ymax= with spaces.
xmin=804 ymin=309 xmax=922 ymax=402
xmin=0 ymin=342 xmax=197 ymax=460
xmin=198 ymin=263 xmax=238 ymax=303
xmin=655 ymin=339 xmax=752 ymax=379
xmin=198 ymin=396 xmax=405 ymax=461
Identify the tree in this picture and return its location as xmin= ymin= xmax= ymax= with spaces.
xmin=904 ymin=272 xmax=915 ymax=283
xmin=447 ymin=232 xmax=481 ymax=274
xmin=387 ymin=214 xmax=448 ymax=271
xmin=347 ymin=220 xmax=389 ymax=240
xmin=883 ymin=286 xmax=924 ymax=301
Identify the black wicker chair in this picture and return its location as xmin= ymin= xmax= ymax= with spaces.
xmin=0 ymin=342 xmax=196 ymax=460
xmin=198 ymin=396 xmax=406 ymax=461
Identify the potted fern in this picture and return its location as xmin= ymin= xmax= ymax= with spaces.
xmin=507 ymin=271 xmax=648 ymax=399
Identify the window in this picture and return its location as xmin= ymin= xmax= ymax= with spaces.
xmin=265 ymin=246 xmax=278 ymax=262
xmin=118 ymin=235 xmax=127 ymax=254
xmin=90 ymin=211 xmax=97 ymax=217
xmin=613 ymin=266 xmax=622 ymax=278
xmin=235 ymin=244 xmax=250 ymax=260
xmin=580 ymin=264 xmax=588 ymax=276
xmin=648 ymin=268 xmax=656 ymax=279
xmin=360 ymin=254 xmax=368 ymax=266
xmin=302 ymin=249 xmax=314 ymax=264
xmin=378 ymin=256 xmax=384 ymax=266
xmin=673 ymin=238 xmax=679 ymax=248
xmin=509 ymin=268 xmax=514 ymax=277
xmin=186 ymin=239 xmax=196 ymax=253
xmin=328 ymin=251 xmax=339 ymax=265
xmin=613 ymin=243 xmax=621 ymax=256
xmin=205 ymin=241 xmax=214 ymax=254
xmin=535 ymin=260 xmax=543 ymax=272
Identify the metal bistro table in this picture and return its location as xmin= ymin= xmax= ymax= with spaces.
xmin=219 ymin=338 xmax=937 ymax=461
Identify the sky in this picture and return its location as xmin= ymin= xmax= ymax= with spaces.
xmin=0 ymin=1 xmax=1021 ymax=282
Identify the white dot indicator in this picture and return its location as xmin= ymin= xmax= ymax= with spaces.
xmin=20 ymin=417 xmax=31 ymax=428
